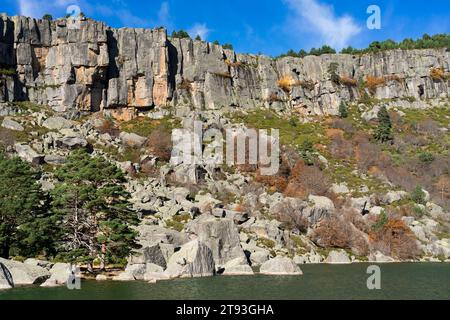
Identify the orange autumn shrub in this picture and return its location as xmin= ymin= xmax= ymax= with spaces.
xmin=369 ymin=218 xmax=419 ymax=260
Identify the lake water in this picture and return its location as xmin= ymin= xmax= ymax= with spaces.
xmin=0 ymin=263 xmax=448 ymax=300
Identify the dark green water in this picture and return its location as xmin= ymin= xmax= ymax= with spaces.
xmin=0 ymin=263 xmax=448 ymax=300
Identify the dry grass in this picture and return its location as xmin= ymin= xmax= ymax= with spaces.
xmin=365 ymin=75 xmax=387 ymax=95
xmin=277 ymin=75 xmax=296 ymax=92
xmin=277 ymin=76 xmax=315 ymax=92
xmin=430 ymin=67 xmax=448 ymax=81
xmin=284 ymin=161 xmax=329 ymax=198
xmin=369 ymin=217 xmax=419 ymax=260
xmin=225 ymin=59 xmax=243 ymax=68
xmin=146 ymin=127 xmax=173 ymax=162
xmin=178 ymin=79 xmax=193 ymax=91
xmin=365 ymin=74 xmax=404 ymax=95
xmin=340 ymin=75 xmax=358 ymax=87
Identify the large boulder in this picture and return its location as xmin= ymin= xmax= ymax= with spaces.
xmin=259 ymin=257 xmax=303 ymax=275
xmin=369 ymin=251 xmax=396 ymax=263
xmin=249 ymin=250 xmax=270 ymax=266
xmin=44 ymin=154 xmax=66 ymax=165
xmin=222 ymin=257 xmax=254 ymax=276
xmin=382 ymin=191 xmax=408 ymax=204
xmin=186 ymin=216 xmax=247 ymax=267
xmin=0 ymin=262 xmax=14 ymax=290
xmin=0 ymin=258 xmax=50 ymax=285
xmin=42 ymin=117 xmax=74 ymax=130
xmin=129 ymin=243 xmax=167 ymax=268
xmin=325 ymin=250 xmax=352 ymax=264
xmin=143 ymin=263 xmax=169 ymax=282
xmin=2 ymin=117 xmax=24 ymax=131
xmin=40 ymin=263 xmax=73 ymax=287
xmin=119 ymin=132 xmax=147 ymax=148
xmin=54 ymin=135 xmax=88 ymax=150
xmin=130 ymin=224 xmax=189 ymax=267
xmin=134 ymin=225 xmax=190 ymax=247
xmin=164 ymin=240 xmax=215 ymax=279
xmin=14 ymin=143 xmax=44 ymax=164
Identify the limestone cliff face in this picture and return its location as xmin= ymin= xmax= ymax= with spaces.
xmin=1 ymin=14 xmax=449 ymax=116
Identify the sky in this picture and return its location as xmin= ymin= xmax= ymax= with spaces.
xmin=1 ymin=0 xmax=450 ymax=56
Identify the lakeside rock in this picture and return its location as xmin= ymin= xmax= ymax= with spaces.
xmin=0 ymin=258 xmax=50 ymax=285
xmin=186 ymin=216 xmax=247 ymax=268
xmin=259 ymin=257 xmax=303 ymax=275
xmin=40 ymin=263 xmax=73 ymax=287
xmin=0 ymin=263 xmax=13 ymax=290
xmin=164 ymin=240 xmax=215 ymax=279
xmin=325 ymin=250 xmax=352 ymax=264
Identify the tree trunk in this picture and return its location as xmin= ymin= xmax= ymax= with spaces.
xmin=99 ymin=243 xmax=106 ymax=271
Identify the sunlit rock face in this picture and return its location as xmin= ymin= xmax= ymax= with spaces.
xmin=0 ymin=14 xmax=449 ymax=115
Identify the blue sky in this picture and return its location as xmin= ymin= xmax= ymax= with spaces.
xmin=1 ymin=0 xmax=450 ymax=56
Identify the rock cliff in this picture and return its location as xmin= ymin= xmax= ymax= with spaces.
xmin=1 ymin=14 xmax=449 ymax=116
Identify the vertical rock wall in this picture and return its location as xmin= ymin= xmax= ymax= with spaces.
xmin=0 ymin=14 xmax=449 ymax=116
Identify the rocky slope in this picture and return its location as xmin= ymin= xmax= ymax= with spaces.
xmin=1 ymin=14 xmax=449 ymax=117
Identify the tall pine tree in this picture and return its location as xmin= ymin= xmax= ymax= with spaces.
xmin=0 ymin=154 xmax=52 ymax=258
xmin=51 ymin=150 xmax=139 ymax=270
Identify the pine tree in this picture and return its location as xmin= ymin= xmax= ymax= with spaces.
xmin=0 ymin=154 xmax=50 ymax=258
xmin=51 ymin=150 xmax=139 ymax=270
xmin=374 ymin=106 xmax=393 ymax=142
xmin=339 ymin=101 xmax=348 ymax=118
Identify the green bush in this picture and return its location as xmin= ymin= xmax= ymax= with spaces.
xmin=171 ymin=30 xmax=190 ymax=39
xmin=0 ymin=68 xmax=16 ymax=76
xmin=328 ymin=62 xmax=341 ymax=85
xmin=339 ymin=101 xmax=348 ymax=118
xmin=42 ymin=14 xmax=53 ymax=21
xmin=374 ymin=106 xmax=393 ymax=142
xmin=418 ymin=152 xmax=435 ymax=164
xmin=410 ymin=186 xmax=427 ymax=205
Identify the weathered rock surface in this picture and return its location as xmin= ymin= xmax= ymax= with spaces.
xmin=42 ymin=117 xmax=73 ymax=130
xmin=1 ymin=15 xmax=448 ymax=115
xmin=119 ymin=132 xmax=147 ymax=148
xmin=0 ymin=262 xmax=14 ymax=289
xmin=369 ymin=251 xmax=396 ymax=263
xmin=325 ymin=250 xmax=352 ymax=264
xmin=40 ymin=263 xmax=72 ymax=287
xmin=164 ymin=239 xmax=215 ymax=278
xmin=259 ymin=257 xmax=303 ymax=275
xmin=186 ymin=216 xmax=247 ymax=267
xmin=0 ymin=258 xmax=50 ymax=285
xmin=14 ymin=143 xmax=44 ymax=164
xmin=1 ymin=117 xmax=24 ymax=131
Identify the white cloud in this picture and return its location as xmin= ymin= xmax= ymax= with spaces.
xmin=157 ymin=2 xmax=170 ymax=26
xmin=16 ymin=0 xmax=166 ymax=29
xmin=18 ymin=0 xmax=79 ymax=18
xmin=188 ymin=23 xmax=211 ymax=40
xmin=284 ymin=0 xmax=361 ymax=49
